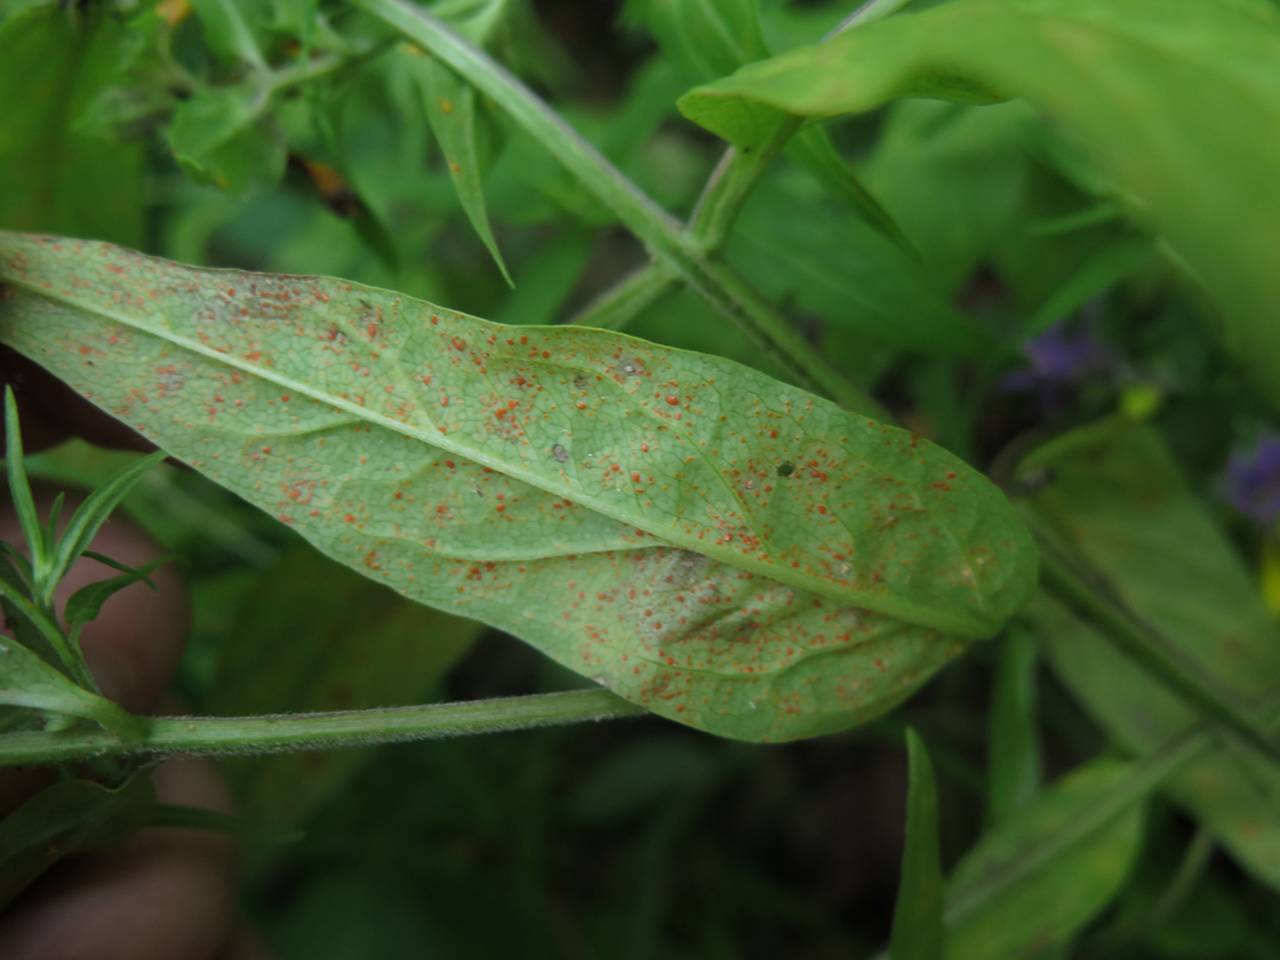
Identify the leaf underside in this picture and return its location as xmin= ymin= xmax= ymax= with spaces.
xmin=0 ymin=234 xmax=1034 ymax=741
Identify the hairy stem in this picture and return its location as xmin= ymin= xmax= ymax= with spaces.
xmin=0 ymin=689 xmax=647 ymax=766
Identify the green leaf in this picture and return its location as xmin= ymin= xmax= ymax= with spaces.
xmin=45 ymin=450 xmax=166 ymax=605
xmin=167 ymin=84 xmax=287 ymax=193
xmin=890 ymin=728 xmax=943 ymax=960
xmin=784 ymin=125 xmax=918 ymax=260
xmin=0 ymin=617 xmax=134 ymax=732
xmin=189 ymin=0 xmax=268 ymax=72
xmin=727 ymin=170 xmax=999 ymax=358
xmin=630 ymin=0 xmax=912 ymax=256
xmin=401 ymin=49 xmax=513 ymax=285
xmin=862 ymin=100 xmax=1032 ymax=295
xmin=945 ymin=760 xmax=1145 ymax=960
xmin=3 ymin=387 xmax=48 ymax=578
xmin=1019 ymin=419 xmax=1280 ymax=891
xmin=985 ymin=626 xmax=1041 ymax=826
xmin=207 ymin=546 xmax=480 ymax=829
xmin=63 ymin=557 xmax=165 ymax=642
xmin=0 ymin=233 xmax=1036 ymax=741
xmin=0 ymin=3 xmax=144 ymax=243
xmin=678 ymin=0 xmax=1280 ymax=413
xmin=625 ymin=0 xmax=768 ymax=84
xmin=0 ymin=773 xmax=153 ymax=909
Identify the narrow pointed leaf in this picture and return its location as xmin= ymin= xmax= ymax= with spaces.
xmin=0 ymin=624 xmax=134 ymax=732
xmin=0 ymin=234 xmax=1035 ymax=741
xmin=785 ymin=126 xmax=918 ymax=260
xmin=945 ymin=760 xmax=1145 ymax=959
xmin=64 ymin=558 xmax=165 ymax=640
xmin=678 ymin=0 xmax=1280 ymax=414
xmin=407 ymin=52 xmax=513 ymax=285
xmin=47 ymin=450 xmax=166 ymax=603
xmin=985 ymin=626 xmax=1041 ymax=826
xmin=890 ymin=728 xmax=943 ymax=960
xmin=3 ymin=387 xmax=47 ymax=576
xmin=1020 ymin=418 xmax=1280 ymax=890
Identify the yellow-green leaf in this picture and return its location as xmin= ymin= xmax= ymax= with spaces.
xmin=0 ymin=233 xmax=1035 ymax=741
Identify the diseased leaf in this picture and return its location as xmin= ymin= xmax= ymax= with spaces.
xmin=890 ymin=729 xmax=943 ymax=960
xmin=208 ymin=547 xmax=481 ymax=829
xmin=0 ymin=4 xmax=144 ymax=243
xmin=0 ymin=234 xmax=1035 ymax=741
xmin=678 ymin=0 xmax=1280 ymax=413
xmin=1020 ymin=419 xmax=1280 ymax=890
xmin=946 ymin=760 xmax=1144 ymax=959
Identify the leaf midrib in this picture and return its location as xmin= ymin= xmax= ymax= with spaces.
xmin=2 ymin=255 xmax=988 ymax=638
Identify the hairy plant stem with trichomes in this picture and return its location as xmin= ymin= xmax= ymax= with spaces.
xmin=0 ymin=689 xmax=645 ymax=766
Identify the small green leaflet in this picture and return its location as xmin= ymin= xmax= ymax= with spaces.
xmin=0 ymin=233 xmax=1035 ymax=741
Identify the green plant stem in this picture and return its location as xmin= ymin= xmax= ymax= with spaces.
xmin=0 ymin=689 xmax=646 ymax=766
xmin=355 ymin=0 xmax=879 ymax=414
xmin=1035 ymin=530 xmax=1280 ymax=765
xmin=687 ymin=117 xmax=803 ymax=252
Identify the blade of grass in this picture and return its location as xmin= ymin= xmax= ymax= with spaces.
xmin=3 ymin=387 xmax=48 ymax=581
xmin=890 ymin=728 xmax=944 ymax=960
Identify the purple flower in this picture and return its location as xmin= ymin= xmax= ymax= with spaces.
xmin=1002 ymin=324 xmax=1112 ymax=393
xmin=1225 ymin=436 xmax=1280 ymax=526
